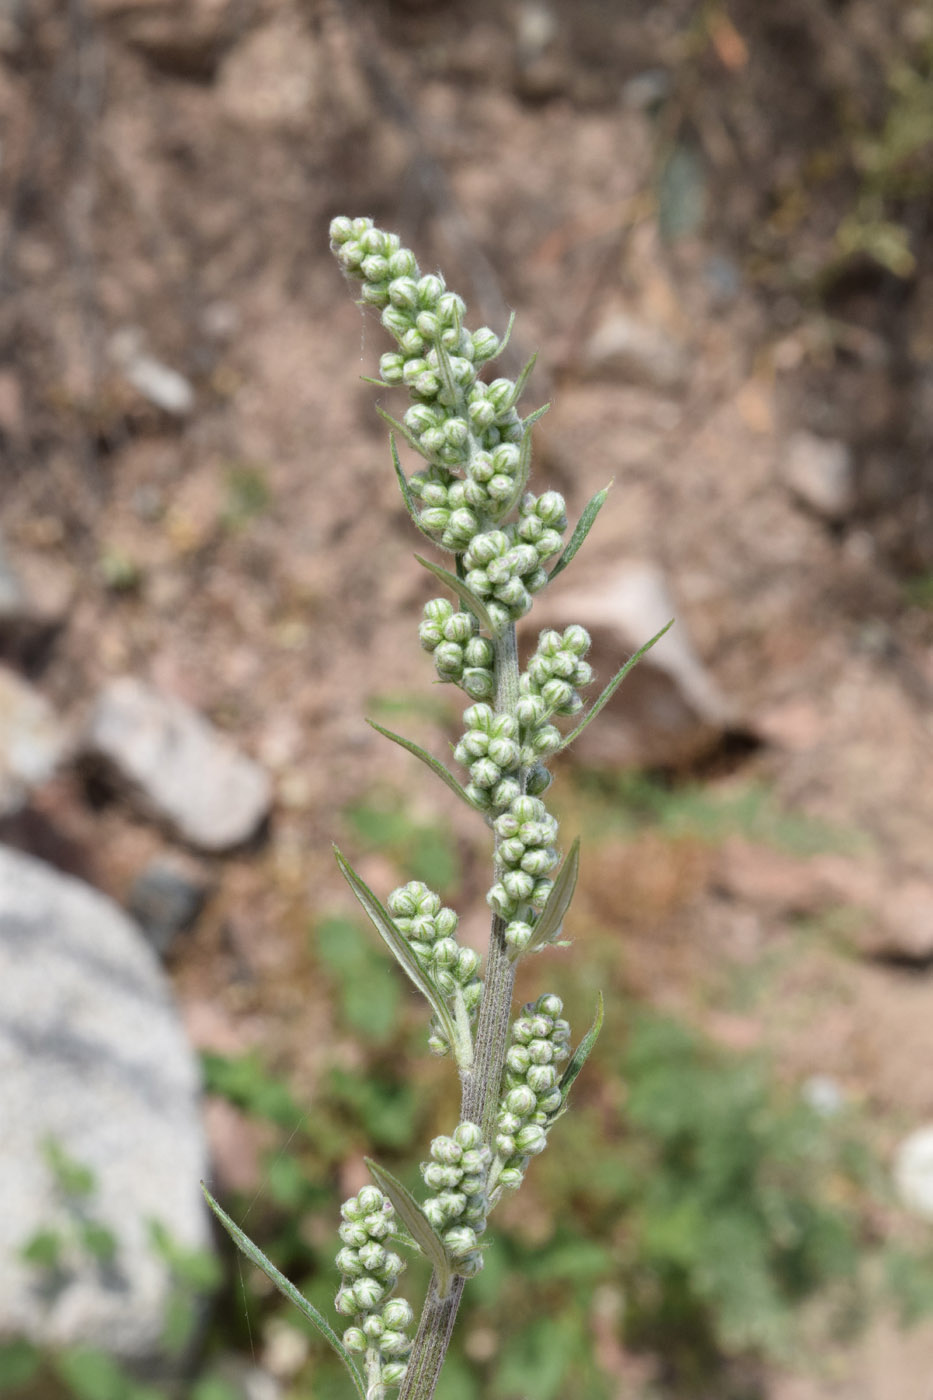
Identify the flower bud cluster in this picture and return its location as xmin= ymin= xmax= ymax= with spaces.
xmin=421 ymin=1122 xmax=490 ymax=1278
xmin=418 ymin=598 xmax=494 ymax=699
xmin=487 ymin=796 xmax=559 ymax=928
xmin=330 ymin=217 xmax=533 ymax=558
xmin=520 ymin=623 xmax=593 ymax=718
xmin=387 ymin=882 xmax=482 ymax=1057
xmin=494 ymin=995 xmax=571 ymax=1192
xmin=462 ymin=526 xmax=548 ymax=629
xmin=453 ymin=704 xmax=523 ymax=813
xmin=335 ymin=1186 xmax=412 ymax=1389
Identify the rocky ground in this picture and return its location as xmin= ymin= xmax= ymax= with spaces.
xmin=1 ymin=1 xmax=933 ymax=1396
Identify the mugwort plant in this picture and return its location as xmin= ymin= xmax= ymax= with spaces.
xmin=203 ymin=219 xmax=669 ymax=1400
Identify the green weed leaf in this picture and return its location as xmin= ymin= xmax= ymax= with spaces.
xmin=389 ymin=436 xmax=435 ymax=540
xmin=201 ymin=1185 xmax=366 ymax=1400
xmin=414 ymin=554 xmax=501 ymax=637
xmin=556 ymin=992 xmax=604 ymax=1114
xmin=559 ymin=619 xmax=674 ymax=750
xmin=519 ymin=837 xmax=580 ymax=959
xmin=367 ymin=719 xmax=487 ymax=817
xmin=333 ymin=849 xmax=461 ymax=1058
xmin=364 ymin=1158 xmax=455 ymax=1299
xmin=548 ymin=484 xmax=611 ymax=583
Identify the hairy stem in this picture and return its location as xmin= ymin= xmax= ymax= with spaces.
xmin=398 ymin=622 xmax=521 ymax=1400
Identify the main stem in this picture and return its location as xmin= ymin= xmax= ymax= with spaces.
xmin=398 ymin=624 xmax=521 ymax=1400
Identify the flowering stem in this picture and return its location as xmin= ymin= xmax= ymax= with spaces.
xmin=399 ymin=624 xmax=520 ymax=1400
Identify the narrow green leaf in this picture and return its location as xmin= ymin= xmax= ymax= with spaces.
xmin=366 ymin=719 xmax=485 ymax=816
xmin=360 ymin=375 xmax=392 ymax=388
xmin=558 ymin=619 xmax=674 ymax=751
xmin=375 ymin=405 xmax=424 ymax=458
xmin=414 ymin=554 xmax=501 ymax=637
xmin=451 ymin=983 xmax=474 ymax=1072
xmin=556 ymin=992 xmax=604 ymax=1113
xmin=498 ymin=418 xmax=536 ymax=520
xmin=201 ymin=1185 xmax=366 ymax=1400
xmin=334 ymin=850 xmax=459 ymax=1052
xmin=520 ymin=837 xmax=580 ymax=958
xmin=389 ymin=436 xmax=434 ymax=540
xmin=433 ymin=338 xmax=461 ymax=410
xmin=492 ymin=309 xmax=517 ymax=361
xmin=507 ymin=351 xmax=538 ymax=411
xmin=364 ymin=1159 xmax=455 ymax=1299
xmin=522 ymin=402 xmax=551 ymax=430
xmin=548 ymin=484 xmax=612 ymax=582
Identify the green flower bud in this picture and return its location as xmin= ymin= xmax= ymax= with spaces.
xmin=505 ymin=922 xmax=533 ymax=955
xmin=382 ymin=1361 xmax=408 ymax=1386
xmin=525 ymin=764 xmax=552 ymax=795
xmin=383 ymin=1298 xmax=414 ymax=1330
xmin=492 ymin=778 xmax=521 ymax=809
xmin=515 ymin=1123 xmax=548 ymax=1155
xmin=472 ymin=326 xmax=500 ymax=360
xmin=342 ymin=1326 xmax=367 ymax=1353
xmin=381 ymin=1330 xmax=412 ymax=1356
xmin=417 ymin=274 xmax=444 ymax=307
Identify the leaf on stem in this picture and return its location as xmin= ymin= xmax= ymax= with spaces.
xmin=360 ymin=376 xmax=392 ymax=389
xmin=492 ymin=309 xmax=517 ymax=361
xmin=518 ymin=837 xmax=580 ymax=959
xmin=558 ymin=619 xmax=674 ymax=751
xmin=366 ymin=719 xmax=485 ymax=816
xmin=505 ymin=351 xmax=538 ymax=412
xmin=498 ymin=417 xmax=537 ymax=520
xmin=414 ymin=554 xmax=501 ymax=637
xmin=334 ymin=850 xmax=460 ymax=1057
xmin=433 ymin=338 xmax=461 ymax=410
xmin=555 ymin=992 xmax=604 ymax=1116
xmin=375 ymin=405 xmax=425 ymax=459
xmin=364 ymin=1159 xmax=455 ymax=1300
xmin=388 ymin=436 xmax=435 ymax=540
xmin=201 ymin=1184 xmax=367 ymax=1400
xmin=548 ymin=484 xmax=612 ymax=583
xmin=522 ymin=402 xmax=551 ymax=431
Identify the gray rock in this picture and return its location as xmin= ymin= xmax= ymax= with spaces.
xmin=0 ymin=666 xmax=68 ymax=817
xmin=0 ymin=845 xmax=212 ymax=1358
xmin=0 ymin=538 xmax=24 ymax=617
xmin=0 ymin=540 xmax=76 ymax=659
xmin=781 ymin=431 xmax=854 ymax=521
xmin=129 ymin=854 xmax=213 ymax=955
xmin=83 ymin=678 xmax=271 ymax=853
xmin=894 ymin=1127 xmax=933 ymax=1222
xmin=548 ymin=562 xmax=737 ymax=768
xmin=582 ymin=313 xmax=688 ymax=393
xmin=110 ymin=329 xmax=194 ymax=417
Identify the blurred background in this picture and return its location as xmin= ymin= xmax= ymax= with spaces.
xmin=2 ymin=1 xmax=933 ymax=1397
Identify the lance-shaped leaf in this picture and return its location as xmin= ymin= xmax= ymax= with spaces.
xmin=522 ymin=402 xmax=550 ymax=431
xmin=501 ymin=351 xmax=538 ymax=413
xmin=360 ymin=375 xmax=392 ymax=389
xmin=388 ymin=436 xmax=435 ymax=541
xmin=414 ymin=554 xmax=501 ymax=637
xmin=554 ymin=992 xmax=604 ymax=1117
xmin=334 ymin=850 xmax=461 ymax=1060
xmin=201 ymin=1184 xmax=366 ymax=1400
xmin=548 ymin=484 xmax=611 ymax=583
xmin=487 ymin=309 xmax=516 ymax=363
xmin=517 ymin=837 xmax=580 ymax=960
xmin=498 ymin=418 xmax=536 ymax=520
xmin=451 ymin=983 xmax=474 ymax=1072
xmin=375 ymin=405 xmax=426 ymax=459
xmin=432 ymin=337 xmax=461 ymax=410
xmin=558 ymin=619 xmax=674 ymax=751
xmin=365 ymin=1159 xmax=455 ymax=1300
xmin=367 ymin=719 xmax=485 ymax=817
